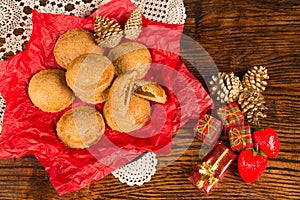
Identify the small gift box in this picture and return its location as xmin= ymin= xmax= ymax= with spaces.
xmin=228 ymin=125 xmax=253 ymax=151
xmin=217 ymin=102 xmax=244 ymax=130
xmin=189 ymin=142 xmax=236 ymax=193
xmin=194 ymin=114 xmax=222 ymax=145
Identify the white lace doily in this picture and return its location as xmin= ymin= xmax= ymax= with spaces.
xmin=112 ymin=152 xmax=158 ymax=186
xmin=132 ymin=0 xmax=186 ymax=24
xmin=0 ymin=0 xmax=186 ymax=60
xmin=0 ymin=94 xmax=6 ymax=134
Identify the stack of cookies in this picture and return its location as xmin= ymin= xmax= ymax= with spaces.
xmin=28 ymin=28 xmax=167 ymax=149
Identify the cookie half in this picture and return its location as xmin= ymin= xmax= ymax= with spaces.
xmin=134 ymin=80 xmax=167 ymax=104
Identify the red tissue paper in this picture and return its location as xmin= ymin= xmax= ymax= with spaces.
xmin=0 ymin=0 xmax=213 ymax=195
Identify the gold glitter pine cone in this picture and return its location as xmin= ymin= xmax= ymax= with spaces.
xmin=209 ymin=72 xmax=243 ymax=104
xmin=94 ymin=16 xmax=123 ymax=48
xmin=238 ymin=88 xmax=268 ymax=126
xmin=124 ymin=7 xmax=143 ymax=40
xmin=242 ymin=66 xmax=269 ymax=93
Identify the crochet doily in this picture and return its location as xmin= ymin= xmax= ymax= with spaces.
xmin=112 ymin=152 xmax=158 ymax=186
xmin=0 ymin=94 xmax=6 ymax=134
xmin=0 ymin=0 xmax=186 ymax=60
xmin=132 ymin=0 xmax=186 ymax=24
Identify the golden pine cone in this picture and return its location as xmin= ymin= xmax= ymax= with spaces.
xmin=94 ymin=16 xmax=123 ymax=48
xmin=124 ymin=7 xmax=142 ymax=40
xmin=209 ymin=72 xmax=243 ymax=104
xmin=238 ymin=88 xmax=268 ymax=126
xmin=242 ymin=66 xmax=269 ymax=92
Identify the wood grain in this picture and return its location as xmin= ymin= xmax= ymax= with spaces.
xmin=0 ymin=0 xmax=299 ymax=199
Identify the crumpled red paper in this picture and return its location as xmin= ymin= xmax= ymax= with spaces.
xmin=0 ymin=0 xmax=213 ymax=195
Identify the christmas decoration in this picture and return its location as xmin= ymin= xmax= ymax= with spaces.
xmin=189 ymin=142 xmax=236 ymax=193
xmin=238 ymin=88 xmax=268 ymax=126
xmin=253 ymin=128 xmax=280 ymax=158
xmin=94 ymin=16 xmax=123 ymax=48
xmin=209 ymin=72 xmax=243 ymax=104
xmin=124 ymin=7 xmax=143 ymax=40
xmin=228 ymin=125 xmax=253 ymax=152
xmin=238 ymin=144 xmax=268 ymax=183
xmin=194 ymin=114 xmax=222 ymax=145
xmin=217 ymin=102 xmax=244 ymax=130
xmin=242 ymin=66 xmax=269 ymax=93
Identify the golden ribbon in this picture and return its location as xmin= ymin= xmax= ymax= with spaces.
xmin=197 ymin=162 xmax=218 ymax=189
xmin=197 ymin=148 xmax=229 ymax=189
xmin=230 ymin=128 xmax=247 ymax=147
xmin=224 ymin=112 xmax=239 ymax=121
xmin=197 ymin=114 xmax=212 ymax=138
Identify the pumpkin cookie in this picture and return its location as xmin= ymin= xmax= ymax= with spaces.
xmin=56 ymin=106 xmax=105 ymax=149
xmin=54 ymin=28 xmax=103 ymax=69
xmin=66 ymin=53 xmax=115 ymax=104
xmin=107 ymin=42 xmax=151 ymax=78
xmin=103 ymin=71 xmax=151 ymax=132
xmin=28 ymin=69 xmax=73 ymax=112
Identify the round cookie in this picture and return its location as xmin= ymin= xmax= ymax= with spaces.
xmin=107 ymin=42 xmax=152 ymax=78
xmin=54 ymin=28 xmax=103 ymax=69
xmin=56 ymin=106 xmax=105 ymax=149
xmin=103 ymin=71 xmax=151 ymax=132
xmin=66 ymin=53 xmax=115 ymax=104
xmin=104 ymin=95 xmax=151 ymax=133
xmin=28 ymin=69 xmax=73 ymax=112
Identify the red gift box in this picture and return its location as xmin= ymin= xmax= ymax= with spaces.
xmin=189 ymin=142 xmax=236 ymax=193
xmin=228 ymin=125 xmax=253 ymax=152
xmin=194 ymin=114 xmax=222 ymax=145
xmin=217 ymin=102 xmax=244 ymax=131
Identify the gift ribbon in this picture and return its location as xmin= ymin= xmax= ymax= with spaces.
xmin=230 ymin=128 xmax=247 ymax=148
xmin=196 ymin=114 xmax=212 ymax=138
xmin=197 ymin=148 xmax=229 ymax=189
xmin=224 ymin=112 xmax=240 ymax=122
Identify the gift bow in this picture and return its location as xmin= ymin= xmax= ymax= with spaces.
xmin=197 ymin=162 xmax=218 ymax=189
xmin=230 ymin=128 xmax=247 ymax=147
xmin=197 ymin=148 xmax=229 ymax=189
xmin=196 ymin=114 xmax=213 ymax=137
xmin=224 ymin=112 xmax=240 ymax=122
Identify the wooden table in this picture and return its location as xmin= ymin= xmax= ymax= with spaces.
xmin=0 ymin=0 xmax=299 ymax=199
